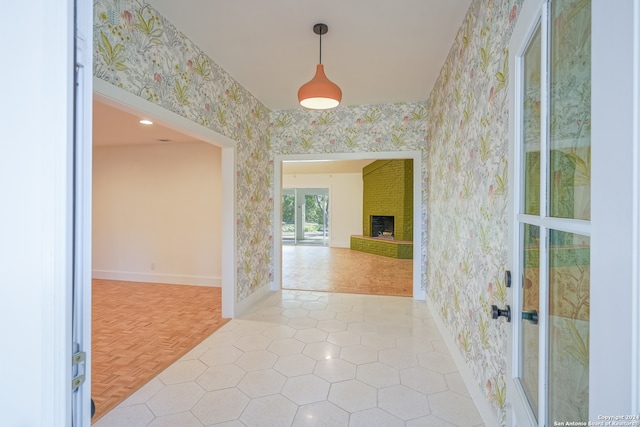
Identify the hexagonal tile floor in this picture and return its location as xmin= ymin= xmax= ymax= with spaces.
xmin=93 ymin=290 xmax=485 ymax=427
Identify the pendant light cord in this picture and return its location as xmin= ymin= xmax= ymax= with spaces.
xmin=319 ymin=30 xmax=322 ymax=64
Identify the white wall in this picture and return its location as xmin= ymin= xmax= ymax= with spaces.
xmin=283 ymin=173 xmax=363 ymax=247
xmin=93 ymin=142 xmax=222 ymax=286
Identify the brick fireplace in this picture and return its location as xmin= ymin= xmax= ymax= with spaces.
xmin=350 ymin=159 xmax=413 ymax=259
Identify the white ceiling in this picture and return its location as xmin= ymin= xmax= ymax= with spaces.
xmin=145 ymin=0 xmax=472 ymax=110
xmin=94 ymin=1 xmax=472 ymax=155
xmin=282 ymin=159 xmax=375 ymax=175
xmin=93 ymin=100 xmax=203 ymax=146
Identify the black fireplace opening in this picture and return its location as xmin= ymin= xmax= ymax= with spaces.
xmin=371 ymin=215 xmax=394 ymax=238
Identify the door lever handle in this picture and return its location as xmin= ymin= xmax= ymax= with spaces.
xmin=491 ymin=305 xmax=511 ymax=322
xmin=522 ymin=310 xmax=538 ymax=324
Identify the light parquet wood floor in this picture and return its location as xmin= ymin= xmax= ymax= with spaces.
xmin=282 ymin=245 xmax=413 ymax=296
xmin=91 ymin=279 xmax=229 ymax=422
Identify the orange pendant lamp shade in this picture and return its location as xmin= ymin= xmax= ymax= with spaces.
xmin=298 ymin=23 xmax=342 ymax=110
xmin=298 ymin=64 xmax=342 ymax=109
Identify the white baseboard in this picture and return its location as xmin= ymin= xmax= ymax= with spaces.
xmin=92 ymin=270 xmax=221 ymax=287
xmin=426 ymin=297 xmax=501 ymax=427
xmin=330 ymin=240 xmax=351 ymax=248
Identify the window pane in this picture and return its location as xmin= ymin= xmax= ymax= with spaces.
xmin=521 ymin=224 xmax=539 ymax=419
xmin=282 ymin=192 xmax=295 ymax=243
xmin=549 ymin=0 xmax=591 ymax=220
xmin=523 ymin=26 xmax=542 ymax=215
xmin=548 ymin=230 xmax=589 ymax=423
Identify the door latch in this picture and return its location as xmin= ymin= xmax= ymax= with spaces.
xmin=491 ymin=305 xmax=511 ymax=322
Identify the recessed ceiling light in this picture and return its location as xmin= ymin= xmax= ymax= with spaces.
xmin=139 ymin=119 xmax=153 ymax=125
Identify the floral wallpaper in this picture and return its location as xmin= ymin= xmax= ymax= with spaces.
xmin=93 ymin=0 xmax=272 ymax=302
xmin=269 ymin=104 xmax=428 ymax=155
xmin=426 ymin=0 xmax=523 ymax=422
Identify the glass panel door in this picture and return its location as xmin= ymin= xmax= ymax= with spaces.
xmin=282 ymin=188 xmax=329 ymax=246
xmin=282 ymin=189 xmax=295 ymax=245
xmin=302 ymin=192 xmax=329 ymax=245
xmin=509 ymin=0 xmax=591 ymax=425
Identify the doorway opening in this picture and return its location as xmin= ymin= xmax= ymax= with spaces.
xmin=93 ymin=81 xmax=237 ymax=316
xmin=273 ymin=152 xmax=424 ymax=300
xmin=91 ymin=81 xmax=237 ymax=419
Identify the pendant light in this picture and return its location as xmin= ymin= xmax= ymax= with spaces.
xmin=298 ymin=23 xmax=342 ymax=110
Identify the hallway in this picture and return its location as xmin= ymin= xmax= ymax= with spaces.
xmin=93 ymin=289 xmax=485 ymax=426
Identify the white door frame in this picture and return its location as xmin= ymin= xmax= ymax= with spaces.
xmin=507 ymin=0 xmax=545 ymax=424
xmin=93 ymin=79 xmax=239 ymax=319
xmin=591 ymin=0 xmax=640 ymax=417
xmin=73 ymin=0 xmax=94 ymax=423
xmin=634 ymin=0 xmax=640 ymax=413
xmin=272 ymin=151 xmax=425 ymax=300
xmin=507 ymin=0 xmax=640 ymax=424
